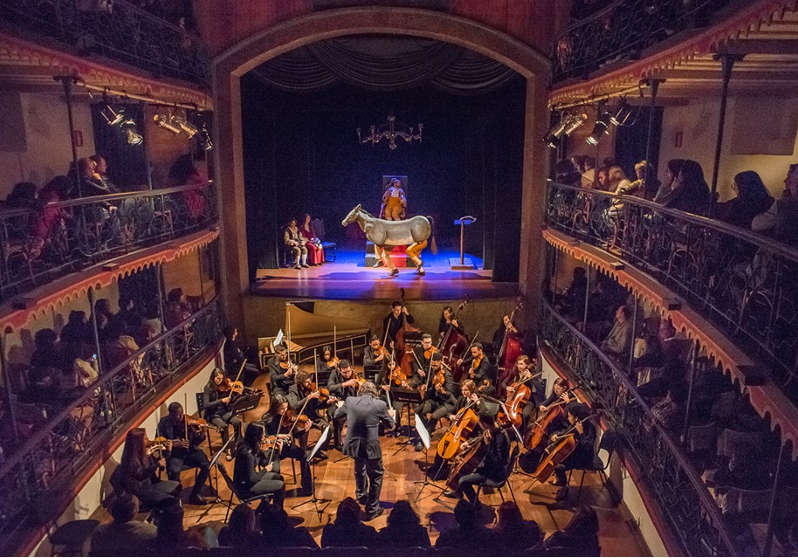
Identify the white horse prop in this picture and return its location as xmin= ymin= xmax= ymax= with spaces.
xmin=342 ymin=204 xmax=437 ymax=276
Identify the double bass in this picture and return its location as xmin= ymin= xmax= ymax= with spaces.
xmin=496 ymin=301 xmax=524 ymax=391
xmin=393 ymin=289 xmax=419 ymax=380
xmin=438 ymin=300 xmax=469 ymax=369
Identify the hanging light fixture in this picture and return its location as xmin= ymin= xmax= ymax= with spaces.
xmin=154 ymin=111 xmax=181 ymax=134
xmin=123 ymin=122 xmax=144 ymax=146
xmin=173 ymin=111 xmax=199 ymax=138
xmin=609 ymin=98 xmax=635 ymax=127
xmin=199 ymin=125 xmax=213 ymax=151
xmin=101 ymin=105 xmax=126 ymax=127
xmin=543 ymin=112 xmax=588 ymax=149
xmin=586 ymin=109 xmax=611 ymax=145
xmin=356 ymin=114 xmax=422 ymax=150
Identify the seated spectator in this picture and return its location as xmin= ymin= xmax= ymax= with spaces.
xmin=654 ymin=159 xmax=710 ymax=215
xmin=5 ymin=182 xmax=37 ymax=209
xmin=435 ymin=498 xmax=496 ymax=551
xmin=717 ymin=171 xmax=774 ymax=229
xmin=554 ymin=159 xmax=582 ymax=186
xmin=632 ymin=317 xmax=662 ymax=386
xmin=91 ymin=493 xmax=156 ymax=556
xmin=596 ymin=166 xmax=610 ymax=190
xmin=491 ymin=501 xmax=542 ymax=552
xmin=377 ymin=500 xmax=430 ymax=549
xmin=536 ymin=505 xmax=600 ymax=556
xmin=165 ymin=288 xmax=190 ymax=328
xmin=636 ymin=321 xmax=686 ymax=399
xmin=600 ymin=305 xmax=633 ymax=359
xmin=151 ymin=501 xmax=217 ymax=554
xmin=258 ymin=502 xmax=319 ymax=550
xmin=76 ymin=157 xmax=113 ymax=197
xmin=116 ymin=294 xmax=142 ymax=334
xmin=70 ymin=342 xmax=99 ymax=389
xmin=646 ymin=383 xmax=687 ymax=433
xmin=168 ymin=154 xmax=208 ymax=222
xmin=89 ymin=154 xmax=118 ymax=192
xmin=30 ymin=328 xmax=64 ymax=371
xmin=92 ymin=298 xmax=116 ymax=343
xmin=631 ymin=160 xmax=660 ymax=200
xmin=321 ymin=497 xmax=378 ymax=548
xmin=60 ymin=310 xmax=92 ymax=347
xmin=218 ymin=503 xmax=259 ymax=549
xmin=556 ymin=266 xmax=587 ymax=321
xmin=103 ymin=320 xmax=141 ymax=372
xmin=29 ymin=176 xmax=70 ymax=259
xmin=752 ymin=163 xmax=798 ymax=242
xmin=139 ymin=303 xmax=164 ymax=344
xmin=608 ymin=165 xmax=633 ymax=194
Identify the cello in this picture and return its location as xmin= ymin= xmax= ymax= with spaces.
xmin=436 ymin=403 xmax=479 ymax=460
xmin=438 ymin=301 xmax=469 ymax=369
xmin=394 ymin=289 xmax=418 ymax=380
xmin=529 ymin=414 xmax=594 ymax=482
xmin=523 ymin=397 xmax=569 ymax=450
xmin=504 ymin=370 xmax=541 ymax=428
xmin=496 ymin=301 xmax=524 ymax=391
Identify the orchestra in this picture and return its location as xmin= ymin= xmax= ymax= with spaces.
xmin=114 ymin=300 xmax=599 ymax=525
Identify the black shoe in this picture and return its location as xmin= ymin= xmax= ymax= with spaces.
xmin=389 ymin=268 xmax=399 ymax=277
xmin=189 ymin=494 xmax=208 ymax=505
xmin=365 ymin=507 xmax=384 ymax=521
xmin=372 ymin=261 xmax=383 ymax=268
xmin=302 ymin=264 xmax=310 ymax=268
xmin=442 ymin=489 xmax=459 ymax=499
xmin=357 ymin=495 xmax=368 ymax=506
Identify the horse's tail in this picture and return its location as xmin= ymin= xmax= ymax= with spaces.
xmin=427 ymin=216 xmax=438 ymax=254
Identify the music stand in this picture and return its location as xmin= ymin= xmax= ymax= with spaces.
xmin=290 ymin=424 xmax=332 ymax=522
xmin=412 ymin=414 xmax=445 ymax=502
xmin=194 ymin=435 xmax=235 ymax=523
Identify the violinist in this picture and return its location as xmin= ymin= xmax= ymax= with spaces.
xmin=363 ymin=335 xmax=388 ymax=379
xmin=202 ymin=368 xmax=243 ymax=460
xmin=261 ymin=394 xmax=312 ymax=496
xmin=549 ymin=403 xmax=596 ymax=500
xmin=287 ymin=371 xmax=330 ymax=458
xmin=444 ymin=411 xmax=511 ymax=507
xmin=233 ymin=423 xmax=285 ymax=507
xmin=456 ymin=343 xmax=493 ymax=394
xmin=268 ymin=344 xmax=297 ymax=396
xmin=157 ymin=402 xmax=211 ymax=505
xmin=375 ymin=360 xmax=405 ymax=437
xmin=382 ymin=301 xmax=414 ymax=348
xmin=438 ymin=306 xmax=465 ymax=343
xmin=410 ymin=333 xmax=437 ymax=388
xmin=327 ymin=359 xmax=360 ymax=451
xmin=418 ymin=353 xmax=457 ymax=433
xmin=317 ymin=345 xmax=338 ymax=379
xmin=110 ymin=428 xmax=180 ymax=509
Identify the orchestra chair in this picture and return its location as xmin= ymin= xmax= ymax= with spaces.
xmin=474 ymin=444 xmax=520 ymax=506
xmin=195 ymin=392 xmax=216 ymax=453
xmin=214 ymin=462 xmax=280 ymax=523
xmin=48 ymin=519 xmax=99 ymax=557
xmin=571 ymin=430 xmax=617 ymax=504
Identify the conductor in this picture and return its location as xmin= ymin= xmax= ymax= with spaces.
xmin=333 ymin=381 xmax=396 ymax=520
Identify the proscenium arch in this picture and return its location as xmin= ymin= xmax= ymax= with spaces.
xmin=212 ymin=7 xmax=551 ymax=330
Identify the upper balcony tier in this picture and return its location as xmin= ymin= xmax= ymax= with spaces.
xmin=550 ymin=0 xmax=798 ymax=108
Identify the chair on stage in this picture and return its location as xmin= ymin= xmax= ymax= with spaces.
xmin=311 ymin=218 xmax=337 ymax=262
xmin=214 ymin=461 xmax=280 ymax=523
xmin=474 ymin=444 xmax=520 ymax=506
xmin=568 ymin=430 xmax=618 ymax=504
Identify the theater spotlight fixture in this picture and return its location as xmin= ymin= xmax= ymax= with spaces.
xmin=199 ymin=126 xmax=213 ymax=151
xmin=154 ymin=112 xmax=181 ymax=134
xmin=609 ymin=99 xmax=635 ymax=127
xmin=122 ymin=121 xmax=144 ymax=146
xmin=174 ymin=113 xmax=199 ymax=138
xmin=586 ymin=110 xmax=611 ymax=145
xmin=544 ymin=112 xmax=588 ymax=149
xmin=101 ymin=105 xmax=126 ymax=127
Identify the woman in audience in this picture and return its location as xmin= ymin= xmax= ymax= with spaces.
xmin=492 ymin=501 xmax=542 ymax=552
xmin=110 ymin=428 xmax=180 ymax=509
xmin=29 ymin=176 xmax=70 ymax=260
xmin=168 ymin=154 xmax=207 ymax=222
xmin=300 ymin=213 xmax=324 ymax=265
xmin=165 ymin=288 xmax=190 ymax=328
xmin=218 ymin=503 xmax=259 ymax=549
xmin=258 ymin=502 xmax=318 ymax=549
xmin=537 ymin=505 xmax=600 ymax=556
xmin=377 ymin=500 xmax=431 ymax=549
xmin=321 ymin=497 xmax=378 ymax=548
xmin=435 ymin=498 xmax=497 ymax=551
xmin=150 ymin=500 xmax=217 ymax=554
xmin=92 ymin=298 xmax=115 ymax=343
xmin=752 ymin=162 xmax=798 ymax=241
xmin=717 ymin=171 xmax=774 ymax=229
xmin=655 ymin=159 xmax=710 ymax=215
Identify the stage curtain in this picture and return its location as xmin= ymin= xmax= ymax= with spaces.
xmin=252 ymin=36 xmax=516 ymax=94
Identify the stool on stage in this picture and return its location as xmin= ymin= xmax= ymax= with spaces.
xmin=450 ymin=215 xmax=477 ymax=270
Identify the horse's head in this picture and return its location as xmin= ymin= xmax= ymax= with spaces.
xmin=341 ymin=204 xmax=362 ymax=227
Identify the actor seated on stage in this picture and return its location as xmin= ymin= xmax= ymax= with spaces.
xmin=333 ymin=381 xmax=396 ymax=520
xmin=261 ymin=394 xmax=312 ymax=496
xmin=283 ymin=218 xmax=308 ymax=269
xmin=327 ymin=359 xmax=361 ymax=451
xmin=157 ymin=402 xmax=211 ymax=505
xmin=550 ymin=402 xmax=596 ymax=500
xmin=438 ymin=305 xmax=465 ymax=343
xmin=381 ymin=177 xmax=407 ymax=221
xmin=382 ymin=301 xmax=414 ymax=348
xmin=300 ymin=213 xmax=324 ymax=265
xmin=446 ymin=411 xmax=511 ymax=507
xmin=418 ymin=352 xmax=457 ymax=433
xmin=288 ymin=370 xmax=330 ymax=459
xmin=363 ymin=335 xmax=389 ymax=381
xmin=268 ymin=344 xmax=297 ymax=397
xmin=233 ymin=423 xmax=285 ymax=507
xmin=456 ymin=342 xmax=493 ymax=393
xmin=202 ymin=368 xmax=243 ymax=460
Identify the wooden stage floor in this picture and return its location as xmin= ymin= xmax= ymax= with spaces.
xmin=97 ymin=428 xmax=649 ymax=555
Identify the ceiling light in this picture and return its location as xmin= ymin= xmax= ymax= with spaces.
xmin=609 ymin=99 xmax=635 ymax=127
xmin=199 ymin=126 xmax=213 ymax=151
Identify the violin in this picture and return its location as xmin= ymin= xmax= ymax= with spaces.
xmin=281 ymin=409 xmax=311 ymax=431
xmin=423 ymin=346 xmax=439 ymax=360
xmin=468 ymin=355 xmax=483 ymax=379
xmin=261 ymin=434 xmax=290 ymax=451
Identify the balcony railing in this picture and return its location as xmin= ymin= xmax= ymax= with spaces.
xmin=0 ymin=296 xmax=224 ymax=550
xmin=541 ymin=300 xmax=740 ymax=555
xmin=0 ymin=0 xmax=209 ymax=85
xmin=0 ymin=181 xmax=216 ymax=301
xmin=544 ymin=180 xmax=798 ymax=407
xmin=553 ymin=0 xmax=733 ymax=83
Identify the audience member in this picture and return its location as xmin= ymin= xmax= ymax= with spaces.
xmin=492 ymin=501 xmax=542 ymax=552
xmin=600 ymin=305 xmax=633 ymax=359
xmin=258 ymin=502 xmax=318 ymax=549
xmin=218 ymin=503 xmax=259 ymax=549
xmin=556 ymin=266 xmax=588 ymax=321
xmin=377 ymin=500 xmax=431 ymax=549
xmin=654 ymin=159 xmax=710 ymax=215
xmin=151 ymin=500 xmax=217 ymax=554
xmin=91 ymin=494 xmax=156 ymax=556
xmin=435 ymin=499 xmax=496 ymax=551
xmin=717 ymin=171 xmax=774 ymax=229
xmin=5 ymin=182 xmax=37 ymax=209
xmin=321 ymin=497 xmax=378 ymax=548
xmin=29 ymin=176 xmax=70 ymax=259
xmin=92 ymin=298 xmax=115 ymax=342
xmin=165 ymin=288 xmax=191 ymax=328
xmin=631 ymin=160 xmax=660 ymax=200
xmin=537 ymin=505 xmax=600 ymax=556
xmin=752 ymin=162 xmax=798 ymax=242
xmin=554 ymin=159 xmax=582 ymax=186
xmin=168 ymin=154 xmax=208 ymax=221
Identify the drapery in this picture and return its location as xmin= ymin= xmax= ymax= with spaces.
xmin=252 ymin=36 xmax=516 ymax=95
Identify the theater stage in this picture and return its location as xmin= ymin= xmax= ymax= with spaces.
xmin=253 ymin=249 xmax=518 ymax=301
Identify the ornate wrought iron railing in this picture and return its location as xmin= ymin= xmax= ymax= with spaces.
xmin=0 ymin=0 xmax=209 ymax=84
xmin=0 ymin=296 xmax=223 ymax=550
xmin=552 ymin=0 xmax=733 ymax=83
xmin=0 ymin=181 xmax=216 ymax=300
xmin=544 ymin=180 xmax=798 ymax=407
xmin=541 ymin=300 xmax=740 ymax=555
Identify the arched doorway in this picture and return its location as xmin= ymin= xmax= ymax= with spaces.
xmin=211 ymin=7 xmax=550 ymax=326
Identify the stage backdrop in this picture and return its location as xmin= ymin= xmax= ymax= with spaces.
xmin=241 ymin=76 xmax=525 ymax=282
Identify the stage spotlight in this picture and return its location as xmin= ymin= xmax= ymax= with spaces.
xmin=609 ymin=99 xmax=634 ymax=127
xmin=121 ymin=120 xmax=143 ymax=146
xmin=174 ymin=113 xmax=199 ymax=138
xmin=199 ymin=126 xmax=213 ymax=151
xmin=563 ymin=112 xmax=588 ymax=135
xmin=154 ymin=112 xmax=181 ymax=134
xmin=586 ymin=111 xmax=611 ymax=145
xmin=101 ymin=105 xmax=125 ymax=127
xmin=543 ymin=112 xmax=587 ymax=149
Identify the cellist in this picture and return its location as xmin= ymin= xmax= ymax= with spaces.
xmin=424 ymin=380 xmax=481 ymax=481
xmin=499 ymin=355 xmax=540 ymax=432
xmin=548 ymin=403 xmax=596 ymax=500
